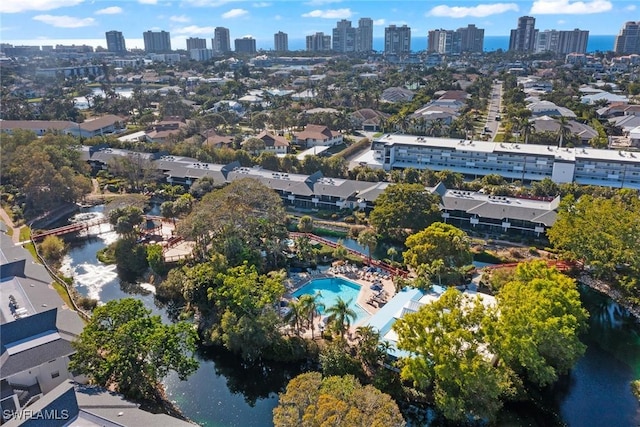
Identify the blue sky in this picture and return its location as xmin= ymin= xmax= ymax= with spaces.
xmin=1 ymin=0 xmax=636 ymax=50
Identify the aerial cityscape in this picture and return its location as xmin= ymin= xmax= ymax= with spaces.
xmin=1 ymin=0 xmax=640 ymax=426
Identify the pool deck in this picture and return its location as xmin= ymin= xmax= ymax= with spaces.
xmin=285 ymin=264 xmax=398 ymax=336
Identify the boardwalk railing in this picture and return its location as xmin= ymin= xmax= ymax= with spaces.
xmin=290 ymin=232 xmax=408 ymax=277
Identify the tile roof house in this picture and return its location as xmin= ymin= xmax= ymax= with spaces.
xmin=253 ymin=130 xmax=289 ymax=155
xmin=380 ymin=87 xmax=414 ymax=103
xmin=350 ymin=109 xmax=390 ymax=132
xmin=201 ymin=129 xmax=234 ymax=149
xmin=145 ymin=120 xmax=188 ymax=143
xmin=527 ymin=100 xmax=577 ymax=118
xmin=293 ymin=124 xmax=342 ymax=148
xmin=530 ymin=116 xmax=597 ymax=144
xmin=0 ymin=120 xmax=76 ymax=136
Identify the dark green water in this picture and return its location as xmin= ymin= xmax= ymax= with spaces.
xmin=60 ymin=207 xmax=640 ymax=426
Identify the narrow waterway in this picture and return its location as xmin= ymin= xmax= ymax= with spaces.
xmin=59 ymin=206 xmax=640 ymax=426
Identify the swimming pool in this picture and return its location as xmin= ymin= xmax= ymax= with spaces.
xmin=292 ymin=277 xmax=370 ymax=324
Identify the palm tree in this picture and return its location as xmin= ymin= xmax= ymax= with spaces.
xmin=556 ymin=116 xmax=572 ymax=148
xmin=357 ymin=230 xmax=378 ymax=266
xmin=520 ymin=118 xmax=534 ymax=144
xmin=299 ymin=292 xmax=324 ymax=339
xmin=387 ymin=247 xmax=398 ymax=262
xmin=284 ymin=299 xmax=305 ymax=337
xmin=325 ymin=297 xmax=357 ymax=339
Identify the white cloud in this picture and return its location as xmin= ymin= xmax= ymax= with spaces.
xmin=305 ymin=0 xmax=342 ymax=5
xmin=373 ymin=19 xmax=385 ymax=26
xmin=252 ymin=2 xmax=271 ymax=7
xmin=274 ymin=14 xmax=282 ymax=20
xmin=530 ymin=0 xmax=612 ymax=14
xmin=557 ymin=19 xmax=566 ymax=24
xmin=95 ymin=6 xmax=122 ymax=15
xmin=33 ymin=14 xmax=95 ymax=28
xmin=428 ymin=3 xmax=519 ymax=18
xmin=138 ymin=0 xmax=158 ymax=4
xmin=302 ymin=8 xmax=352 ymax=19
xmin=172 ymin=25 xmax=216 ymax=35
xmin=182 ymin=0 xmax=241 ymax=6
xmin=170 ymin=14 xmax=190 ymax=22
xmin=1 ymin=0 xmax=83 ymax=14
xmin=222 ymin=8 xmax=248 ymax=18
xmin=625 ymin=4 xmax=636 ymax=11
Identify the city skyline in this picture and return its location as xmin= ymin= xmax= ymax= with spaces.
xmin=1 ymin=0 xmax=636 ymax=51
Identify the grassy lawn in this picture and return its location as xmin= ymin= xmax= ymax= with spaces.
xmin=52 ymin=281 xmax=75 ymax=309
xmin=23 ymin=242 xmax=39 ymax=262
xmin=4 ymin=223 xmax=13 ymax=237
xmin=19 ymin=226 xmax=31 ymax=242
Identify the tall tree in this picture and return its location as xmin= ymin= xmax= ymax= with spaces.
xmin=357 ymin=229 xmax=378 ymax=265
xmin=69 ymin=298 xmax=198 ymax=400
xmin=369 ymin=183 xmax=441 ymax=240
xmin=325 ymin=297 xmax=357 ymax=339
xmin=273 ymin=372 xmax=405 ymax=427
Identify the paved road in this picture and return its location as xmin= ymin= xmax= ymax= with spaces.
xmin=485 ymin=81 xmax=503 ymax=142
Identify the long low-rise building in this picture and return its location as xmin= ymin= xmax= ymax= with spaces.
xmin=370 ymin=134 xmax=640 ymax=189
xmin=82 ymin=146 xmax=561 ymax=236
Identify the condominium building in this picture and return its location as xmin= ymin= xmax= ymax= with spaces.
xmin=190 ymin=49 xmax=213 ymax=61
xmin=234 ymin=37 xmax=256 ymax=54
xmin=213 ymin=27 xmax=231 ymax=53
xmin=274 ymin=31 xmax=288 ymax=51
xmin=370 ymin=134 xmax=640 ymax=189
xmin=384 ymin=25 xmax=411 ymax=55
xmin=333 ymin=19 xmax=356 ymax=53
xmin=356 ymin=18 xmax=374 ymax=52
xmin=142 ymin=30 xmax=171 ymax=53
xmin=306 ymin=32 xmax=331 ymax=52
xmin=535 ymin=29 xmax=588 ymax=54
xmin=509 ymin=16 xmax=537 ymax=52
xmin=457 ymin=24 xmax=484 ymax=53
xmin=186 ymin=37 xmax=206 ymax=51
xmin=105 ymin=30 xmax=126 ymax=54
xmin=428 ymin=30 xmax=460 ymax=55
xmin=614 ymin=21 xmax=640 ymax=54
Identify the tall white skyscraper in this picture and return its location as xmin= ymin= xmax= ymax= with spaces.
xmin=213 ymin=27 xmax=231 ymax=53
xmin=614 ymin=21 xmax=640 ymax=54
xmin=332 ymin=19 xmax=356 ymax=53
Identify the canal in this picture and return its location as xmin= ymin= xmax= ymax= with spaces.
xmin=59 ymin=206 xmax=640 ymax=426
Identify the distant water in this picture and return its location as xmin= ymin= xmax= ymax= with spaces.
xmin=286 ymin=35 xmax=615 ymax=54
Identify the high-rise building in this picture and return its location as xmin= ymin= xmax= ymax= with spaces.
xmin=186 ymin=37 xmax=206 ymax=51
xmin=143 ymin=30 xmax=171 ymax=53
xmin=274 ymin=31 xmax=288 ymax=51
xmin=190 ymin=49 xmax=213 ymax=61
xmin=428 ymin=29 xmax=460 ymax=54
xmin=384 ymin=25 xmax=411 ymax=55
xmin=356 ymin=18 xmax=374 ymax=52
xmin=535 ymin=29 xmax=588 ymax=54
xmin=234 ymin=37 xmax=256 ymax=54
xmin=105 ymin=31 xmax=126 ymax=54
xmin=509 ymin=16 xmax=537 ymax=52
xmin=332 ymin=19 xmax=356 ymax=53
xmin=306 ymin=32 xmax=331 ymax=51
xmin=457 ymin=24 xmax=484 ymax=53
xmin=213 ymin=27 xmax=231 ymax=53
xmin=614 ymin=21 xmax=640 ymax=54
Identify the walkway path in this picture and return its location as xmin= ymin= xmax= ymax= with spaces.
xmin=0 ymin=207 xmax=22 ymax=244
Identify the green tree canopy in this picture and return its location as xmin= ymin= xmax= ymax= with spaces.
xmin=69 ymin=298 xmax=198 ymax=399
xmin=492 ymin=261 xmax=588 ymax=386
xmin=403 ymin=222 xmax=472 ymax=280
xmin=368 ymin=183 xmax=441 ymax=240
xmin=273 ymin=372 xmax=405 ymax=427
xmin=395 ymin=288 xmax=515 ymax=423
xmin=547 ymin=194 xmax=640 ymax=282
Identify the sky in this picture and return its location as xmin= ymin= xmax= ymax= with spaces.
xmin=0 ymin=0 xmax=636 ymax=50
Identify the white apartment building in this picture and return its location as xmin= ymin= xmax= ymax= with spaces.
xmin=371 ymin=134 xmax=640 ymax=189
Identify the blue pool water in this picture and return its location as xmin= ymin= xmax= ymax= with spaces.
xmin=292 ymin=277 xmax=370 ymax=324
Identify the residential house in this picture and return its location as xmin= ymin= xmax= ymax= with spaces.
xmin=530 ymin=116 xmax=597 ymax=144
xmin=243 ymin=130 xmax=289 ymax=155
xmin=350 ymin=109 xmax=390 ymax=132
xmin=201 ymin=129 xmax=234 ymax=149
xmin=293 ymin=124 xmax=343 ymax=148
xmin=380 ymin=87 xmax=414 ymax=103
xmin=581 ymin=91 xmax=629 ymax=105
xmin=145 ymin=120 xmax=188 ymax=143
xmin=630 ymin=126 xmax=640 ymax=147
xmin=527 ymin=100 xmax=577 ymax=118
xmin=0 ymin=120 xmax=76 ymax=136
